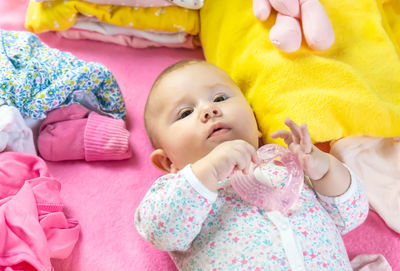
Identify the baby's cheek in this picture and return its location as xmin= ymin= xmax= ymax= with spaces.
xmin=170 ymin=139 xmax=205 ymax=168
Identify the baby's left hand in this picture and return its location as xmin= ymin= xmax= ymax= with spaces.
xmin=271 ymin=118 xmax=330 ymax=180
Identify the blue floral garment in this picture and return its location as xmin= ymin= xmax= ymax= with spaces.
xmin=0 ymin=30 xmax=126 ymax=119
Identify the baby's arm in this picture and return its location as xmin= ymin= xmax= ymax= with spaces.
xmin=316 ymin=168 xmax=369 ymax=234
xmin=134 ymin=168 xmax=216 ymax=251
xmin=271 ymin=118 xmax=369 ymax=232
xmin=135 ymin=140 xmax=257 ymax=251
xmin=271 ymin=118 xmax=350 ymax=197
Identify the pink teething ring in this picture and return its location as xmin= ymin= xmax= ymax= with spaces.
xmin=230 ymin=144 xmax=304 ymax=213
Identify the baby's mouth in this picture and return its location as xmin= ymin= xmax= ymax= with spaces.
xmin=208 ymin=126 xmax=231 ymax=139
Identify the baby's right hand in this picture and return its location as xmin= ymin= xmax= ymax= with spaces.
xmin=191 ymin=140 xmax=258 ymax=193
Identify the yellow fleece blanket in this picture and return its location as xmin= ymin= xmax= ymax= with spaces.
xmin=200 ymin=0 xmax=400 ymax=144
xmin=383 ymin=0 xmax=400 ymax=46
xmin=25 ymin=0 xmax=199 ymax=34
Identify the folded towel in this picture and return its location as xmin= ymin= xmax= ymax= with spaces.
xmin=73 ymin=17 xmax=188 ymax=43
xmin=200 ymin=0 xmax=400 ymax=144
xmin=57 ymin=28 xmax=200 ymax=49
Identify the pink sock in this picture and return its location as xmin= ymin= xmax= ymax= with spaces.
xmin=38 ymin=104 xmax=131 ymax=161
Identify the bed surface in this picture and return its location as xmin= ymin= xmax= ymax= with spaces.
xmin=1 ymin=1 xmax=399 ymax=270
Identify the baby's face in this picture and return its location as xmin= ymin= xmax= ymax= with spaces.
xmin=151 ymin=62 xmax=260 ymax=170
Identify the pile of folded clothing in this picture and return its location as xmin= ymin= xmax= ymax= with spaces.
xmin=25 ymin=0 xmax=202 ymax=48
xmin=0 ymin=30 xmax=132 ymax=162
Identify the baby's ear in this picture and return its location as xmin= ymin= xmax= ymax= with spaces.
xmin=253 ymin=112 xmax=263 ymax=139
xmin=151 ymin=149 xmax=176 ymax=173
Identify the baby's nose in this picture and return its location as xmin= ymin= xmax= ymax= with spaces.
xmin=201 ymin=105 xmax=221 ymax=122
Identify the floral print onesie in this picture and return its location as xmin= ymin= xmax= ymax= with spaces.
xmin=0 ymin=30 xmax=126 ymax=119
xmin=135 ymin=163 xmax=368 ymax=270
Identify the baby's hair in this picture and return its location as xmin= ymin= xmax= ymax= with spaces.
xmin=144 ymin=59 xmax=205 ymax=148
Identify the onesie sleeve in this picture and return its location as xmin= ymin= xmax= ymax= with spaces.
xmin=134 ymin=165 xmax=218 ymax=251
xmin=315 ymin=165 xmax=369 ymax=234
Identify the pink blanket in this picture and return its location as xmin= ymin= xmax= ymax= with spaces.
xmin=1 ymin=1 xmax=399 ymax=270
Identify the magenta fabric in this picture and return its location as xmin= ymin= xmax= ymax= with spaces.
xmin=38 ymin=104 xmax=131 ymax=161
xmin=84 ymin=110 xmax=131 ymax=161
xmin=0 ymin=152 xmax=80 ymax=271
xmin=38 ymin=104 xmax=88 ymax=161
xmin=1 ymin=1 xmax=399 ymax=270
xmin=0 ymin=149 xmax=48 ymax=199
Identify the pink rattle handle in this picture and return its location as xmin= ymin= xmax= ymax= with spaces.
xmin=230 ymin=144 xmax=304 ymax=213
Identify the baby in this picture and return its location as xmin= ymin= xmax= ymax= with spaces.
xmin=135 ymin=59 xmax=369 ymax=270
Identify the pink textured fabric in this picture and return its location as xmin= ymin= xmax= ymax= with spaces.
xmin=37 ymin=104 xmax=131 ymax=161
xmin=0 ymin=151 xmax=48 ymax=198
xmin=0 ymin=152 xmax=80 ymax=271
xmin=2 ymin=1 xmax=399 ymax=270
xmin=85 ymin=111 xmax=131 ymax=161
xmin=38 ymin=104 xmax=88 ymax=161
xmin=56 ymin=29 xmax=200 ymax=49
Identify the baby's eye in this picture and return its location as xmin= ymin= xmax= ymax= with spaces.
xmin=178 ymin=109 xmax=193 ymax=119
xmin=213 ymin=95 xmax=228 ymax=102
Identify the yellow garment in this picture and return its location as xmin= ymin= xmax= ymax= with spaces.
xmin=382 ymin=0 xmax=400 ymax=47
xmin=25 ymin=0 xmax=199 ymax=34
xmin=200 ymin=0 xmax=400 ymax=144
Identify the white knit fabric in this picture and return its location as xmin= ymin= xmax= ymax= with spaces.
xmin=0 ymin=105 xmax=36 ymax=155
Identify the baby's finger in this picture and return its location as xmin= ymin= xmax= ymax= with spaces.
xmin=270 ymin=130 xmax=294 ymax=146
xmin=300 ymin=123 xmax=313 ymax=154
xmin=232 ymin=144 xmax=252 ymax=169
xmin=288 ymin=142 xmax=302 ymax=156
xmin=284 ymin=118 xmax=302 ymax=144
xmin=250 ymin=146 xmax=260 ymax=165
xmin=237 ymin=154 xmax=251 ymax=173
xmin=239 ymin=142 xmax=258 ymax=173
xmin=251 ymin=150 xmax=260 ymax=164
xmin=243 ymin=142 xmax=259 ymax=166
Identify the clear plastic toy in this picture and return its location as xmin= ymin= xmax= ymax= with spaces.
xmin=229 ymin=144 xmax=304 ymax=214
